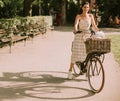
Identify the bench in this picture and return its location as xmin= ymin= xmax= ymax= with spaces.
xmin=0 ymin=29 xmax=11 ymax=48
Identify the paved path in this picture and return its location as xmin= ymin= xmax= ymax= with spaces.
xmin=0 ymin=27 xmax=120 ymax=101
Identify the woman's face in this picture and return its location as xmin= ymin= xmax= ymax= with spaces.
xmin=82 ymin=4 xmax=89 ymax=13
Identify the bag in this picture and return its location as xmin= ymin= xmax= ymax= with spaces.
xmin=94 ymin=31 xmax=105 ymax=38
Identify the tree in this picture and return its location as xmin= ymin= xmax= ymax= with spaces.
xmin=61 ymin=0 xmax=67 ymax=25
xmin=23 ymin=0 xmax=35 ymax=16
xmin=0 ymin=0 xmax=23 ymax=18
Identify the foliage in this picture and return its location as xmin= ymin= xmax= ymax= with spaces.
xmin=0 ymin=0 xmax=24 ymax=18
xmin=97 ymin=0 xmax=120 ymax=26
xmin=0 ymin=0 xmax=120 ymax=25
xmin=107 ymin=35 xmax=120 ymax=64
xmin=66 ymin=0 xmax=79 ymax=23
xmin=0 ymin=0 xmax=4 ymax=7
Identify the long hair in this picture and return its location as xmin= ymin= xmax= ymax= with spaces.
xmin=78 ymin=1 xmax=90 ymax=14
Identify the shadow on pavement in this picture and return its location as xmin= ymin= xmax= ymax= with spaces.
xmin=0 ymin=71 xmax=95 ymax=100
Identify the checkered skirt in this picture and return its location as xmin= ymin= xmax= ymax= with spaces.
xmin=71 ymin=32 xmax=91 ymax=63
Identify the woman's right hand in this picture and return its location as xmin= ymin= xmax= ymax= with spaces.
xmin=73 ymin=31 xmax=77 ymax=34
xmin=73 ymin=31 xmax=82 ymax=34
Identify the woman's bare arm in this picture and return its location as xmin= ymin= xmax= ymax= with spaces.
xmin=73 ymin=14 xmax=80 ymax=33
xmin=90 ymin=14 xmax=99 ymax=31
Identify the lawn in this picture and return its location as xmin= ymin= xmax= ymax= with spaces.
xmin=107 ymin=35 xmax=120 ymax=64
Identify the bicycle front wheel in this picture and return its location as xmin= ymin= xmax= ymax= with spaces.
xmin=87 ymin=56 xmax=105 ymax=93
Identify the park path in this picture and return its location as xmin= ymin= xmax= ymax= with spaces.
xmin=0 ymin=26 xmax=120 ymax=101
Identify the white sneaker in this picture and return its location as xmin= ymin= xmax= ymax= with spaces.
xmin=67 ymin=71 xmax=73 ymax=79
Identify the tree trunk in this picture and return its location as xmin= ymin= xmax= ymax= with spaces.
xmin=23 ymin=0 xmax=35 ymax=16
xmin=39 ymin=0 xmax=42 ymax=15
xmin=61 ymin=0 xmax=67 ymax=25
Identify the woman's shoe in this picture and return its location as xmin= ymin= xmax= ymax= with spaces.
xmin=67 ymin=71 xmax=74 ymax=79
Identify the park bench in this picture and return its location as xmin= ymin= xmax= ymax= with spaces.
xmin=0 ymin=16 xmax=52 ymax=53
xmin=0 ymin=29 xmax=29 ymax=53
xmin=0 ymin=29 xmax=11 ymax=48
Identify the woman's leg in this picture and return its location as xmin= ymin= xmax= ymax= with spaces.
xmin=68 ymin=63 xmax=75 ymax=79
xmin=69 ymin=63 xmax=74 ymax=72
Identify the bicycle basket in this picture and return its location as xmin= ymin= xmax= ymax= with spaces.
xmin=85 ymin=38 xmax=111 ymax=54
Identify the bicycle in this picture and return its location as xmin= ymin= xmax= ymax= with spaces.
xmin=73 ymin=38 xmax=111 ymax=93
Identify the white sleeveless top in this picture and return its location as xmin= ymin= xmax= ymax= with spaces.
xmin=78 ymin=16 xmax=91 ymax=32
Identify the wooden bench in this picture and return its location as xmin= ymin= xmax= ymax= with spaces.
xmin=0 ymin=29 xmax=28 ymax=53
xmin=8 ymin=35 xmax=28 ymax=53
xmin=0 ymin=29 xmax=11 ymax=48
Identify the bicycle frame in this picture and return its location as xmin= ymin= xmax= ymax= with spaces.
xmin=82 ymin=52 xmax=104 ymax=69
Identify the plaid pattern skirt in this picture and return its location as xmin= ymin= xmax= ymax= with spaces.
xmin=71 ymin=33 xmax=91 ymax=63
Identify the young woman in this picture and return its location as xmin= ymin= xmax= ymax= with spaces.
xmin=68 ymin=1 xmax=100 ymax=79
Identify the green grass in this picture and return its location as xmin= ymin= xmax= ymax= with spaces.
xmin=107 ymin=35 xmax=120 ymax=64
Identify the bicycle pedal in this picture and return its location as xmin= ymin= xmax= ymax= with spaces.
xmin=81 ymin=68 xmax=87 ymax=73
xmin=80 ymin=71 xmax=84 ymax=75
xmin=73 ymin=74 xmax=79 ymax=77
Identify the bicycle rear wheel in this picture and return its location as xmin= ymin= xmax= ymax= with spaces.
xmin=73 ymin=62 xmax=81 ymax=76
xmin=87 ymin=56 xmax=105 ymax=93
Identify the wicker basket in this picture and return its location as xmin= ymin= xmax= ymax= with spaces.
xmin=85 ymin=38 xmax=111 ymax=54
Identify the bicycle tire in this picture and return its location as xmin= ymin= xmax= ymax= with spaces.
xmin=87 ymin=56 xmax=105 ymax=93
xmin=73 ymin=62 xmax=81 ymax=76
